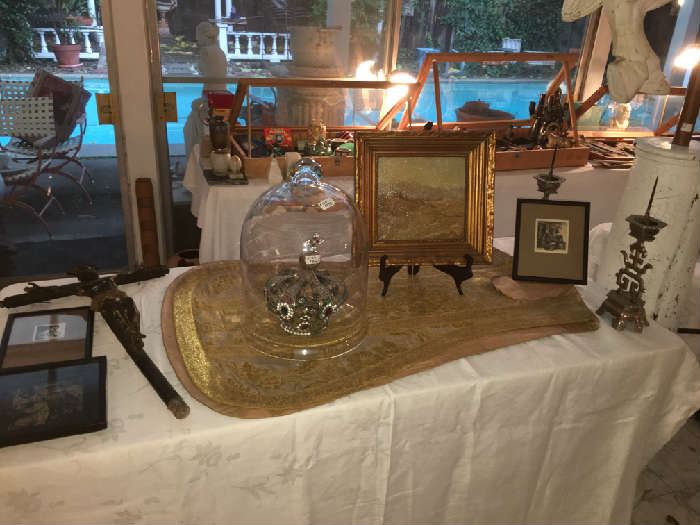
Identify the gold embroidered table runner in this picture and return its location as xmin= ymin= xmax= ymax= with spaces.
xmin=161 ymin=252 xmax=598 ymax=418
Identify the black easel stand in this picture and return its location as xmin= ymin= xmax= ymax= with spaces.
xmin=378 ymin=254 xmax=474 ymax=296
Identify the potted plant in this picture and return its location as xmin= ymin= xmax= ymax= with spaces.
xmin=34 ymin=0 xmax=89 ymax=68
xmin=52 ymin=18 xmax=81 ymax=68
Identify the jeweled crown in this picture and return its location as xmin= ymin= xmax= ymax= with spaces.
xmin=264 ymin=233 xmax=347 ymax=336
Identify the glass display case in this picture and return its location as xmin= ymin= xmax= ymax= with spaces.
xmin=240 ymin=158 xmax=368 ymax=360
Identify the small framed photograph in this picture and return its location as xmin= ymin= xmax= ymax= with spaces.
xmin=355 ymin=130 xmax=495 ymax=265
xmin=0 ymin=356 xmax=107 ymax=448
xmin=0 ymin=307 xmax=94 ymax=369
xmin=513 ymin=199 xmax=590 ymax=284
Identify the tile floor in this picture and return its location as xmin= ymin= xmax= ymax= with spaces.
xmin=632 ymin=334 xmax=700 ymax=525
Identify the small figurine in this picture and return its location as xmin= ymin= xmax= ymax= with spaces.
xmin=530 ymin=88 xmax=566 ymax=146
xmin=610 ymin=102 xmax=631 ymax=129
xmin=305 ymin=119 xmax=332 ymax=156
xmin=196 ymin=22 xmax=227 ymax=92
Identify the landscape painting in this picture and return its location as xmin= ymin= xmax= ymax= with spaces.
xmin=376 ymin=156 xmax=467 ymax=241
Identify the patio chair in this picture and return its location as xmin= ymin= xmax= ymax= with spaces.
xmin=0 ymin=95 xmax=64 ymax=238
xmin=0 ymin=78 xmax=93 ymax=207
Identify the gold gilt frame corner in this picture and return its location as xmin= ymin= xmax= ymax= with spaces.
xmin=355 ymin=130 xmax=495 ymax=266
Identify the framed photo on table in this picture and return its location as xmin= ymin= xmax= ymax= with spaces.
xmin=0 ymin=307 xmax=94 ymax=369
xmin=513 ymin=199 xmax=590 ymax=284
xmin=0 ymin=356 xmax=107 ymax=448
xmin=355 ymin=130 xmax=495 ymax=265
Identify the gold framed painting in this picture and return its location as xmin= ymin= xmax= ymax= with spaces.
xmin=355 ymin=130 xmax=495 ymax=265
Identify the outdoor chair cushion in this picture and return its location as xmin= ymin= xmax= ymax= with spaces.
xmin=28 ymin=70 xmax=90 ymax=143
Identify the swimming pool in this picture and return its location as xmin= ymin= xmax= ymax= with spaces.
xmin=3 ymin=75 xmax=553 ymax=145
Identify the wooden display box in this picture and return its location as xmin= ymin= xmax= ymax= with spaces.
xmin=241 ymin=154 xmax=354 ymax=179
xmin=495 ymin=145 xmax=589 ymax=171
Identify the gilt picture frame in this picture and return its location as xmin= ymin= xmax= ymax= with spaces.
xmin=513 ymin=199 xmax=590 ymax=284
xmin=355 ymin=130 xmax=495 ymax=265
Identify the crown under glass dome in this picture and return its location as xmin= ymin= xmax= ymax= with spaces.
xmin=240 ymin=158 xmax=368 ymax=360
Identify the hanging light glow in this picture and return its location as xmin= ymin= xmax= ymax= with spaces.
xmin=674 ymin=44 xmax=700 ymax=71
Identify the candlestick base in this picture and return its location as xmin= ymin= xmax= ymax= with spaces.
xmin=596 ymin=290 xmax=649 ymax=332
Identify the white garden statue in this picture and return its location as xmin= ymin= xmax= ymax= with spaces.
xmin=196 ymin=21 xmax=227 ymax=92
xmin=562 ymin=0 xmax=671 ymax=102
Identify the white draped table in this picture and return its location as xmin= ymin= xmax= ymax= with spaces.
xmin=1 ymin=250 xmax=699 ymax=524
xmin=183 ymin=145 xmax=354 ymax=263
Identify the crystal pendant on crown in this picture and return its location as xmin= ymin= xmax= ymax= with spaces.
xmin=239 ymin=158 xmax=368 ymax=360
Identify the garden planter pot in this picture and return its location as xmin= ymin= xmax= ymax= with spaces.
xmin=52 ymin=43 xmax=82 ymax=68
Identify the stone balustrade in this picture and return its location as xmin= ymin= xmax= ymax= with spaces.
xmin=32 ymin=27 xmax=103 ymax=60
xmin=221 ymin=26 xmax=292 ymax=63
xmin=32 ymin=26 xmax=291 ymax=63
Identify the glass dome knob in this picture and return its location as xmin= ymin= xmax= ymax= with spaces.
xmin=290 ymin=158 xmax=323 ymax=184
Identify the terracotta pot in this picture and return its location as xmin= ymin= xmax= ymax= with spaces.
xmin=52 ymin=43 xmax=82 ymax=68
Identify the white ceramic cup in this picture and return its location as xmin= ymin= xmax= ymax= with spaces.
xmin=227 ymin=154 xmax=242 ymax=176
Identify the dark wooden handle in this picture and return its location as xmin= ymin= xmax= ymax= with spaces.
xmin=673 ymin=66 xmax=700 ymax=147
xmin=135 ymin=178 xmax=161 ymax=267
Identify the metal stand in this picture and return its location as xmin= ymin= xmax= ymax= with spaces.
xmin=378 ymin=254 xmax=474 ymax=296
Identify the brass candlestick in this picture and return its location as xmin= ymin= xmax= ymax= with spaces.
xmin=596 ymin=178 xmax=666 ymax=331
xmin=534 ymin=143 xmax=566 ymax=200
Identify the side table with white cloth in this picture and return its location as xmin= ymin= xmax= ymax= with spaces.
xmin=1 ymin=241 xmax=699 ymax=524
xmin=183 ymin=144 xmax=354 ymax=263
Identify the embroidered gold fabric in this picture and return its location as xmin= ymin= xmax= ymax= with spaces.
xmin=161 ymin=252 xmax=599 ymax=418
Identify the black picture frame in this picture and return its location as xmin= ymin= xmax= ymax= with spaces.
xmin=0 ymin=356 xmax=107 ymax=448
xmin=513 ymin=199 xmax=590 ymax=284
xmin=0 ymin=307 xmax=94 ymax=369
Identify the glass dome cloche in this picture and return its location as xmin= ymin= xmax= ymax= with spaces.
xmin=240 ymin=158 xmax=368 ymax=360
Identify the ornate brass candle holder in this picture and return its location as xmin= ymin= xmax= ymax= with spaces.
xmin=534 ymin=143 xmax=566 ymax=200
xmin=596 ymin=179 xmax=666 ymax=331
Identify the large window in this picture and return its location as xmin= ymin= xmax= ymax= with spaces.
xmin=394 ymin=1 xmax=587 ymax=126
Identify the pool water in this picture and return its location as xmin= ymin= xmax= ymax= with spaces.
xmin=3 ymin=75 xmax=559 ymax=145
xmin=4 ymin=74 xmax=681 ymax=146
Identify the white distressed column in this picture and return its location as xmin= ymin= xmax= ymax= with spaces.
xmin=326 ymin=0 xmax=352 ymax=75
xmin=87 ymin=0 xmax=97 ymax=25
xmin=234 ymin=33 xmax=241 ymax=56
xmin=39 ymin=30 xmax=49 ymax=54
xmin=214 ymin=0 xmax=221 ymax=20
xmin=225 ymin=0 xmax=232 ymax=18
xmin=595 ymin=138 xmax=700 ymax=330
xmin=83 ymin=30 xmax=93 ymax=54
xmin=103 ymin=0 xmax=166 ymax=263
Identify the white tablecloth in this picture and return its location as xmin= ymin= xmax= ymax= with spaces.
xmin=183 ymin=145 xmax=354 ymax=263
xmin=1 ymin=258 xmax=699 ymax=524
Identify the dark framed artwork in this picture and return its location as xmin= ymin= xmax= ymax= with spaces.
xmin=355 ymin=130 xmax=495 ymax=265
xmin=0 ymin=356 xmax=107 ymax=448
xmin=513 ymin=199 xmax=590 ymax=284
xmin=0 ymin=307 xmax=94 ymax=369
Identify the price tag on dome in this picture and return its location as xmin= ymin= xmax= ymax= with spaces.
xmin=318 ymin=198 xmax=335 ymax=210
xmin=304 ymin=255 xmax=321 ymax=265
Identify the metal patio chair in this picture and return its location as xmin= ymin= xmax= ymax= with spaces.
xmin=0 ymin=79 xmax=94 ymax=207
xmin=0 ymin=93 xmax=64 ymax=237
